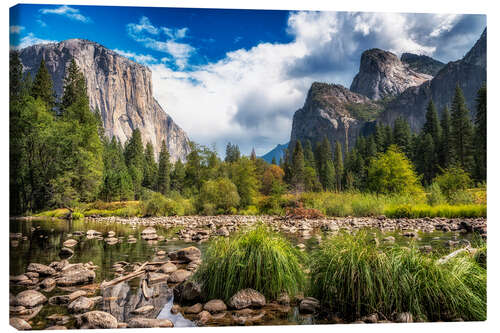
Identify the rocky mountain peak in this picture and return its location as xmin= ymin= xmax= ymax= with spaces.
xmin=462 ymin=28 xmax=486 ymax=69
xmin=400 ymin=53 xmax=445 ymax=76
xmin=350 ymin=48 xmax=432 ymax=100
xmin=19 ymin=39 xmax=190 ymax=162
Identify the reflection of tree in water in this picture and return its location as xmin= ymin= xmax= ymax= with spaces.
xmin=101 ymin=276 xmax=194 ymax=327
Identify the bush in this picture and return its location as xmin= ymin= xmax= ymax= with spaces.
xmin=351 ymin=195 xmax=384 ymax=216
xmin=198 ymin=178 xmax=240 ymax=214
xmin=194 ymin=224 xmax=306 ymax=301
xmin=434 ymin=166 xmax=471 ymax=198
xmin=384 ymin=204 xmax=486 ymax=218
xmin=141 ymin=192 xmax=185 ymax=217
xmin=448 ymin=190 xmax=476 ymax=205
xmin=427 ymin=183 xmax=446 ymax=206
xmin=310 ymin=231 xmax=486 ymax=321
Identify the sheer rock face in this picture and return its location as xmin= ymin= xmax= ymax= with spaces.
xmin=19 ymin=39 xmax=190 ymax=162
xmin=350 ymin=48 xmax=432 ymax=100
xmin=290 ymin=83 xmax=379 ymax=152
xmin=379 ymin=28 xmax=486 ymax=131
xmin=400 ymin=53 xmax=445 ymax=76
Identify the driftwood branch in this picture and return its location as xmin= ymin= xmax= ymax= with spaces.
xmin=100 ymin=261 xmax=149 ymax=288
xmin=437 ymin=247 xmax=473 ymax=264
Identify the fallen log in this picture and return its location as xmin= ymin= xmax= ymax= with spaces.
xmin=437 ymin=247 xmax=473 ymax=264
xmin=100 ymin=261 xmax=149 ymax=288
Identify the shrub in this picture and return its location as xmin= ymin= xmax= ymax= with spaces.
xmin=141 ymin=192 xmax=168 ymax=216
xmin=384 ymin=204 xmax=486 ymax=218
xmin=366 ymin=145 xmax=423 ymax=195
xmin=198 ymin=178 xmax=240 ymax=214
xmin=427 ymin=183 xmax=446 ymax=206
xmin=434 ymin=166 xmax=471 ymax=198
xmin=351 ymin=195 xmax=384 ymax=216
xmin=448 ymin=190 xmax=476 ymax=205
xmin=194 ymin=224 xmax=306 ymax=301
xmin=310 ymin=231 xmax=486 ymax=321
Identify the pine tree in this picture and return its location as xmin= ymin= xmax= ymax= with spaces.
xmin=439 ymin=106 xmax=452 ymax=169
xmin=450 ymin=85 xmax=474 ymax=173
xmin=225 ymin=142 xmax=241 ymax=163
xmin=315 ymin=137 xmax=335 ymax=191
xmin=31 ymin=58 xmax=55 ymax=109
xmin=171 ymin=159 xmax=186 ymax=193
xmin=423 ymin=99 xmax=442 ymax=143
xmin=142 ymin=142 xmax=158 ymax=190
xmin=61 ymin=58 xmax=87 ymax=111
xmin=474 ymin=84 xmax=486 ymax=182
xmin=157 ymin=140 xmax=171 ymax=195
xmin=10 ymin=51 xmax=23 ymax=102
xmin=290 ymin=140 xmax=305 ymax=192
xmin=393 ymin=117 xmax=412 ymax=155
xmin=416 ymin=133 xmax=436 ymax=185
xmin=250 ymin=148 xmax=257 ymax=161
xmin=100 ymin=137 xmax=133 ymax=201
xmin=333 ymin=141 xmax=344 ymax=191
xmin=124 ymin=129 xmax=145 ymax=198
xmin=303 ymin=140 xmax=315 ymax=168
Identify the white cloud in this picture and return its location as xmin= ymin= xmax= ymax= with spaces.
xmin=37 ymin=19 xmax=47 ymax=27
xmin=10 ymin=25 xmax=24 ymax=34
xmin=113 ymin=49 xmax=157 ymax=65
xmin=39 ymin=5 xmax=92 ymax=23
xmin=14 ymin=33 xmax=56 ymax=49
xmin=126 ymin=17 xmax=194 ymax=69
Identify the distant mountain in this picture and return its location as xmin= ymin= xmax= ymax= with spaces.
xmin=401 ymin=53 xmax=445 ymax=76
xmin=350 ymin=48 xmax=432 ymax=100
xmin=260 ymin=143 xmax=288 ymax=164
xmin=289 ymin=28 xmax=486 ymax=153
xmin=19 ymin=39 xmax=190 ymax=162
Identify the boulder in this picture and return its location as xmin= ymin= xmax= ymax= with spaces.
xmin=27 ymin=263 xmax=56 ymax=276
xmin=55 ymin=264 xmax=95 ymax=286
xmin=49 ymin=290 xmax=87 ymax=305
xmin=13 ymin=305 xmax=43 ymax=320
xmin=15 ymin=290 xmax=47 ymax=308
xmin=63 ymin=239 xmax=78 ymax=247
xmin=75 ymin=311 xmax=118 ymax=329
xmin=40 ymin=277 xmax=56 ymax=290
xmin=159 ymin=262 xmax=178 ymax=274
xmin=127 ymin=317 xmax=173 ymax=328
xmin=47 ymin=314 xmax=71 ymax=325
xmin=174 ymin=280 xmax=203 ymax=303
xmin=299 ymin=297 xmax=320 ymax=313
xmin=68 ymin=296 xmax=95 ymax=313
xmin=204 ymin=299 xmax=227 ymax=313
xmin=184 ymin=303 xmax=203 ymax=314
xmin=394 ymin=312 xmax=413 ymax=323
xmin=197 ymin=311 xmax=211 ymax=325
xmin=10 ymin=317 xmax=32 ymax=330
xmin=148 ymin=272 xmax=169 ymax=284
xmin=10 ymin=274 xmax=29 ymax=283
xmin=168 ymin=269 xmax=192 ymax=283
xmin=277 ymin=292 xmax=290 ymax=305
xmin=216 ymin=227 xmax=229 ymax=237
xmin=141 ymin=227 xmax=158 ymax=240
xmin=228 ymin=289 xmax=266 ymax=309
xmin=169 ymin=246 xmax=201 ymax=263
xmin=360 ymin=313 xmax=378 ymax=323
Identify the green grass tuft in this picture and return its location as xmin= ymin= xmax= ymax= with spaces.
xmin=384 ymin=204 xmax=486 ymax=218
xmin=194 ymin=224 xmax=306 ymax=301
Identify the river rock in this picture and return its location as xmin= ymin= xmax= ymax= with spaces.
xmin=277 ymin=292 xmax=290 ymax=305
xmin=141 ymin=227 xmax=158 ymax=240
xmin=75 ymin=311 xmax=118 ymax=329
xmin=108 ymin=231 xmax=116 ymax=237
xmin=47 ymin=314 xmax=71 ymax=325
xmin=127 ymin=317 xmax=173 ymax=328
xmin=228 ymin=289 xmax=266 ymax=309
xmin=10 ymin=317 xmax=32 ymax=330
xmin=132 ymin=304 xmax=155 ymax=315
xmin=68 ymin=296 xmax=95 ymax=313
xmin=63 ymin=239 xmax=78 ymax=247
xmin=168 ymin=269 xmax=192 ymax=283
xmin=394 ymin=312 xmax=413 ymax=323
xmin=40 ymin=277 xmax=56 ymax=290
xmin=105 ymin=237 xmax=119 ymax=245
xmin=216 ymin=227 xmax=229 ymax=237
xmin=50 ymin=260 xmax=69 ymax=271
xmin=171 ymin=304 xmax=181 ymax=314
xmin=204 ymin=299 xmax=227 ymax=313
xmin=159 ymin=262 xmax=178 ymax=274
xmin=10 ymin=274 xmax=29 ymax=283
xmin=169 ymin=246 xmax=201 ymax=263
xmin=15 ymin=290 xmax=47 ymax=308
xmin=185 ymin=303 xmax=203 ymax=314
xmin=59 ymin=247 xmax=74 ymax=258
xmin=27 ymin=263 xmax=56 ymax=276
xmin=55 ymin=264 xmax=95 ymax=286
xmin=197 ymin=311 xmax=211 ymax=325
xmin=14 ymin=305 xmax=43 ymax=320
xmin=360 ymin=313 xmax=378 ymax=323
xmin=299 ymin=297 xmax=320 ymax=313
xmin=174 ymin=280 xmax=203 ymax=303
xmin=148 ymin=272 xmax=169 ymax=284
xmin=383 ymin=236 xmax=396 ymax=243
xmin=45 ymin=326 xmax=67 ymax=330
xmin=86 ymin=230 xmax=101 ymax=237
xmin=49 ymin=290 xmax=87 ymax=305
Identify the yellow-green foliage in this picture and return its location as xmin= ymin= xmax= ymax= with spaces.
xmin=384 ymin=204 xmax=486 ymax=218
xmin=198 ymin=178 xmax=240 ymax=214
xmin=35 ymin=208 xmax=70 ymax=218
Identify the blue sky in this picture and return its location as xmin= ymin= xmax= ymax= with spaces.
xmin=9 ymin=4 xmax=486 ymax=156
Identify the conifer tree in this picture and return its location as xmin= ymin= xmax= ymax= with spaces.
xmin=474 ymin=84 xmax=486 ymax=181
xmin=450 ymin=85 xmax=474 ymax=172
xmin=124 ymin=129 xmax=145 ymax=197
xmin=250 ymin=148 xmax=257 ymax=161
xmin=392 ymin=116 xmax=412 ymax=155
xmin=171 ymin=159 xmax=186 ymax=193
xmin=333 ymin=141 xmax=344 ymax=191
xmin=315 ymin=137 xmax=335 ymax=190
xmin=290 ymin=140 xmax=305 ymax=191
xmin=303 ymin=140 xmax=315 ymax=168
xmin=31 ymin=58 xmax=55 ymax=109
xmin=423 ymin=99 xmax=442 ymax=143
xmin=142 ymin=142 xmax=158 ymax=190
xmin=271 ymin=156 xmax=277 ymax=165
xmin=10 ymin=51 xmax=23 ymax=102
xmin=439 ymin=106 xmax=452 ymax=169
xmin=157 ymin=140 xmax=171 ymax=195
xmin=61 ymin=58 xmax=87 ymax=111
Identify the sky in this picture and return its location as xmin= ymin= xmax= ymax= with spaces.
xmin=9 ymin=4 xmax=486 ymax=157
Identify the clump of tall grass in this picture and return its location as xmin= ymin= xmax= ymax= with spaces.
xmin=384 ymin=204 xmax=486 ymax=218
xmin=194 ymin=224 xmax=306 ymax=301
xmin=309 ymin=231 xmax=486 ymax=321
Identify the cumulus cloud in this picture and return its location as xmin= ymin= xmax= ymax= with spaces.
xmin=113 ymin=49 xmax=157 ymax=65
xmin=39 ymin=5 xmax=92 ymax=23
xmin=10 ymin=25 xmax=24 ymax=34
xmin=13 ymin=32 xmax=57 ymax=49
xmin=147 ymin=12 xmax=484 ymax=156
xmin=126 ymin=17 xmax=194 ymax=69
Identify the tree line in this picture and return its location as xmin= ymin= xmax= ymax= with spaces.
xmin=9 ymin=50 xmax=486 ymax=215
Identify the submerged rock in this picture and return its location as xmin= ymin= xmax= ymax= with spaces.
xmin=127 ymin=317 xmax=174 ymax=328
xmin=204 ymin=299 xmax=227 ymax=313
xmin=168 ymin=269 xmax=192 ymax=283
xmin=132 ymin=305 xmax=154 ymax=315
xmin=299 ymin=297 xmax=320 ymax=313
xmin=169 ymin=246 xmax=201 ymax=263
xmin=55 ymin=264 xmax=95 ymax=286
xmin=10 ymin=317 xmax=32 ymax=330
xmin=27 ymin=263 xmax=56 ymax=276
xmin=68 ymin=296 xmax=95 ymax=313
xmin=197 ymin=311 xmax=212 ymax=325
xmin=15 ymin=290 xmax=47 ymax=308
xmin=174 ymin=280 xmax=203 ymax=303
xmin=184 ymin=303 xmax=203 ymax=314
xmin=75 ymin=311 xmax=118 ymax=329
xmin=228 ymin=289 xmax=266 ymax=309
xmin=159 ymin=262 xmax=178 ymax=274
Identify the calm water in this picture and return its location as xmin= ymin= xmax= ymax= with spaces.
xmin=9 ymin=218 xmax=474 ymax=328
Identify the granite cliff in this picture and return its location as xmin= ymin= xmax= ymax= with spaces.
xmin=19 ymin=39 xmax=190 ymax=162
